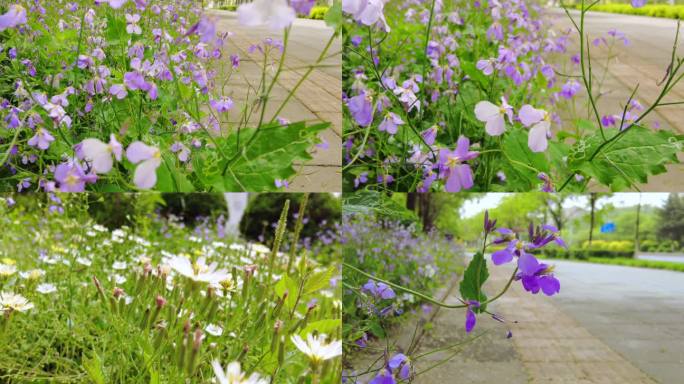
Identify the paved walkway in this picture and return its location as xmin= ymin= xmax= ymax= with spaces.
xmin=346 ymin=256 xmax=684 ymax=383
xmin=549 ymin=9 xmax=683 ymax=191
xmin=209 ymin=11 xmax=341 ymax=191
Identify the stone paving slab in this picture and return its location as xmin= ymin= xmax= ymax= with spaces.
xmin=210 ymin=10 xmax=341 ymax=191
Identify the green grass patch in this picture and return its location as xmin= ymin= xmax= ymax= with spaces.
xmin=216 ymin=5 xmax=330 ymax=19
xmin=585 ymin=257 xmax=684 ymax=271
xmin=571 ymin=4 xmax=684 ymax=19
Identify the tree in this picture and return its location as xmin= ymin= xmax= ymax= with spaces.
xmin=544 ymin=194 xmax=569 ymax=231
xmin=657 ymin=193 xmax=684 ymax=244
xmin=587 ymin=193 xmax=611 ymax=246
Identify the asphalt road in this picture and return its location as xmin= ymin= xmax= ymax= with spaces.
xmin=551 ymin=260 xmax=684 ymax=384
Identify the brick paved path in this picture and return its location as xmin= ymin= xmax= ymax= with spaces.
xmin=210 ymin=11 xmax=341 ymax=192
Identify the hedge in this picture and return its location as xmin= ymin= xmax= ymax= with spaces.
xmin=217 ymin=5 xmax=330 ymax=20
xmin=571 ymin=4 xmax=684 ymax=19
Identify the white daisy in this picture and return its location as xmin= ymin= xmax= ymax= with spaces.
xmin=168 ymin=256 xmax=229 ymax=285
xmin=211 ymin=361 xmax=268 ymax=384
xmin=291 ymin=334 xmax=342 ymax=365
xmin=36 ymin=283 xmax=57 ymax=294
xmin=205 ymin=324 xmax=223 ymax=336
xmin=112 ymin=261 xmax=127 ymax=270
xmin=76 ymin=257 xmax=92 ymax=267
xmin=0 ymin=263 xmax=17 ymax=277
xmin=0 ymin=292 xmax=34 ymax=313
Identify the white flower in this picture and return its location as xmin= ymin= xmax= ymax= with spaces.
xmin=36 ymin=283 xmax=57 ymax=294
xmin=0 ymin=263 xmax=17 ymax=277
xmin=112 ymin=261 xmax=127 ymax=270
xmin=19 ymin=269 xmax=45 ymax=280
xmin=237 ymin=0 xmax=295 ymax=30
xmin=291 ymin=334 xmax=342 ymax=364
xmin=211 ymin=361 xmax=268 ymax=384
xmin=76 ymin=257 xmax=92 ymax=267
xmin=205 ymin=324 xmax=223 ymax=336
xmin=169 ymin=256 xmax=229 ymax=285
xmin=0 ymin=292 xmax=34 ymax=313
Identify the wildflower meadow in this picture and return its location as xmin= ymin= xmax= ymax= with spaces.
xmin=0 ymin=193 xmax=341 ymax=383
xmin=0 ymin=0 xmax=342 ymax=192
xmin=342 ymin=0 xmax=683 ymax=192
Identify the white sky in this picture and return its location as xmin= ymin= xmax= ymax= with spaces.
xmin=460 ymin=193 xmax=673 ymax=218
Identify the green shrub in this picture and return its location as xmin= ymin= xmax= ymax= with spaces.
xmin=640 ymin=239 xmax=658 ymax=252
xmin=218 ymin=5 xmax=237 ymax=11
xmin=572 ymin=4 xmax=684 ymax=19
xmin=309 ymin=6 xmax=329 ymax=20
xmin=581 ymin=240 xmax=634 ymax=252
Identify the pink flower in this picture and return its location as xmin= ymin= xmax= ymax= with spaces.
xmin=77 ymin=134 xmax=123 ymax=174
xmin=518 ymin=105 xmax=551 ymax=152
xmin=126 ymin=142 xmax=162 ymax=189
xmin=474 ymin=97 xmax=513 ymax=136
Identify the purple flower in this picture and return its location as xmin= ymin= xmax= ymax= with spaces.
xmin=106 ymin=0 xmax=128 ymax=9
xmin=517 ymin=256 xmax=561 ymax=296
xmin=378 ymin=112 xmax=403 ymax=135
xmin=210 ymin=97 xmax=234 ymax=113
xmin=54 ymin=160 xmax=96 ymax=192
xmin=421 ymin=125 xmax=438 ymax=145
xmin=354 ymin=172 xmax=368 ymax=189
xmin=388 ymin=353 xmax=411 ymax=380
xmin=126 ymin=141 xmax=162 ymax=190
xmin=27 ymin=128 xmax=55 ymax=150
xmin=362 ymin=279 xmax=396 ymax=300
xmin=369 ymin=369 xmax=396 ymax=384
xmin=291 ymin=0 xmax=315 ymax=15
xmin=437 ymin=136 xmax=479 ymax=192
xmin=465 ymin=300 xmax=480 ymax=333
xmin=476 ymin=58 xmax=495 ymax=75
xmin=275 ymin=179 xmax=289 ymax=189
xmin=125 ymin=13 xmax=142 ymax=35
xmin=538 ymin=172 xmax=554 ymax=192
xmin=347 ymin=93 xmax=374 ymax=127
xmin=631 ymin=0 xmax=646 ymax=8
xmin=109 ymin=84 xmax=128 ymax=100
xmin=343 ymin=0 xmax=391 ymax=32
xmin=0 ymin=5 xmax=27 ymax=32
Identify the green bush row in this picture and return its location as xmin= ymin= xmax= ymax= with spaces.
xmin=217 ymin=5 xmax=330 ymax=19
xmin=543 ymin=248 xmax=635 ymax=259
xmin=573 ymin=4 xmax=684 ymax=19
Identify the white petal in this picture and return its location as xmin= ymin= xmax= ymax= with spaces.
xmin=474 ymin=101 xmax=499 ymax=122
xmin=528 ymin=122 xmax=550 ymax=152
xmin=485 ymin=116 xmax=506 ymax=136
xmin=133 ymin=157 xmax=161 ymax=189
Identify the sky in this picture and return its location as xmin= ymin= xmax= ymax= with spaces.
xmin=460 ymin=193 xmax=674 ymax=218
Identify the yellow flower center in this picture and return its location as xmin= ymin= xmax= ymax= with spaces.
xmin=447 ymin=155 xmax=461 ymax=168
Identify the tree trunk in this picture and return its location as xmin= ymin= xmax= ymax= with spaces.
xmin=634 ymin=196 xmax=641 ymax=257
xmin=406 ymin=193 xmax=416 ymax=212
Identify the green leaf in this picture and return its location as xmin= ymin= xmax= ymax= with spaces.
xmin=300 ymin=319 xmax=341 ymax=337
xmin=215 ymin=121 xmax=328 ymax=191
xmin=324 ymin=0 xmax=342 ymax=31
xmin=304 ymin=266 xmax=336 ymax=295
xmin=569 ymin=127 xmax=681 ymax=191
xmin=274 ymin=275 xmax=299 ymax=310
xmin=459 ymin=252 xmax=488 ymax=313
xmin=342 ymin=191 xmax=418 ymax=225
xmin=83 ymin=353 xmax=106 ymax=384
xmin=501 ymin=130 xmax=549 ymax=189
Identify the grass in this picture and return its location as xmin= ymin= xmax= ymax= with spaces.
xmin=570 ymin=4 xmax=684 ymax=19
xmin=584 ymin=257 xmax=684 ymax=272
xmin=0 ymin=195 xmax=341 ymax=383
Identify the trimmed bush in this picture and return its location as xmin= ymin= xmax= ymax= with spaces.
xmin=572 ymin=4 xmax=684 ymax=20
xmin=310 ymin=6 xmax=330 ymax=20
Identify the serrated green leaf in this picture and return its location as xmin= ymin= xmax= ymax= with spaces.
xmin=216 ymin=121 xmax=328 ymax=191
xmin=459 ymin=252 xmax=488 ymax=313
xmin=569 ymin=127 xmax=681 ymax=190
